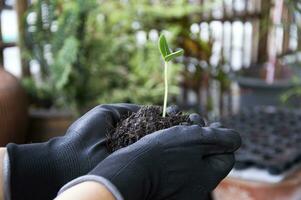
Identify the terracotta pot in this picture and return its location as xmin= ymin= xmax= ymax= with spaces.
xmin=213 ymin=170 xmax=301 ymax=200
xmin=26 ymin=109 xmax=74 ymax=142
xmin=0 ymin=69 xmax=28 ymax=146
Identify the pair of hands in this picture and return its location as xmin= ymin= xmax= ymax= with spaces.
xmin=6 ymin=104 xmax=241 ymax=200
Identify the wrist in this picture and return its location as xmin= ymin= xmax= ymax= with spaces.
xmin=56 ymin=181 xmax=116 ymax=200
xmin=0 ymin=148 xmax=7 ymax=200
xmin=58 ymin=175 xmax=122 ymax=200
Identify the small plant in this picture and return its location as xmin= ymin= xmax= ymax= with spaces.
xmin=158 ymin=34 xmax=184 ymax=117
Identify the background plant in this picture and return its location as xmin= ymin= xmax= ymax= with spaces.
xmin=280 ymin=0 xmax=301 ymax=107
xmin=22 ymin=0 xmax=188 ymax=112
xmin=22 ymin=0 xmax=218 ymax=115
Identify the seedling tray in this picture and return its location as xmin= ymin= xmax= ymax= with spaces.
xmin=220 ymin=107 xmax=301 ymax=175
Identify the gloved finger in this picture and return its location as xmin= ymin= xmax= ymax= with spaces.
xmin=189 ymin=113 xmax=206 ymax=127
xmin=203 ymin=153 xmax=234 ymax=190
xmin=209 ymin=122 xmax=224 ymax=128
xmin=166 ymin=105 xmax=180 ymax=116
xmin=178 ymin=126 xmax=240 ymax=154
xmin=166 ymin=106 xmax=206 ymax=126
xmin=68 ymin=104 xmax=141 ymax=133
xmin=103 ymin=103 xmax=141 ymax=119
xmin=163 ymin=125 xmax=240 ymax=155
xmin=199 ymin=127 xmax=241 ymax=155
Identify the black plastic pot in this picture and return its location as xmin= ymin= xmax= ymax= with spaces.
xmin=235 ymin=76 xmax=295 ymax=108
xmin=26 ymin=108 xmax=74 ymax=142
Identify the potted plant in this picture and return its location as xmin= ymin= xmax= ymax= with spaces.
xmin=233 ymin=0 xmax=301 ymax=108
xmin=22 ymin=77 xmax=74 ymax=142
xmin=234 ymin=62 xmax=301 ymax=108
xmin=21 ymin=0 xmax=93 ymax=142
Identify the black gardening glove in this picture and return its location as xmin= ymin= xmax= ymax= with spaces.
xmin=5 ymin=104 xmax=140 ymax=200
xmin=59 ymin=121 xmax=241 ymax=200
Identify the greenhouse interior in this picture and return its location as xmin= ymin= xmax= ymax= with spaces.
xmin=1 ymin=0 xmax=301 ymax=199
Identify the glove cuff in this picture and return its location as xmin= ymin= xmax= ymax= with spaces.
xmin=58 ymin=175 xmax=124 ymax=200
xmin=3 ymin=152 xmax=10 ymax=200
xmin=6 ymin=141 xmax=84 ymax=199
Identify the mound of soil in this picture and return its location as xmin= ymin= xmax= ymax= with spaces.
xmin=108 ymin=105 xmax=194 ymax=152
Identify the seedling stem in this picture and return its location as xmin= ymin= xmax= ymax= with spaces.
xmin=163 ymin=61 xmax=168 ymax=117
xmin=158 ymin=34 xmax=184 ymax=117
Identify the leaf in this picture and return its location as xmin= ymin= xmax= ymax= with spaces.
xmin=158 ymin=34 xmax=171 ymax=58
xmin=52 ymin=37 xmax=78 ymax=90
xmin=164 ymin=49 xmax=184 ymax=62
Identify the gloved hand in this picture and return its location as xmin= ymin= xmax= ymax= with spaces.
xmin=5 ymin=104 xmax=140 ymax=200
xmin=59 ymin=124 xmax=241 ymax=200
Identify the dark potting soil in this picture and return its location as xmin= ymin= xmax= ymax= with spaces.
xmin=107 ymin=105 xmax=192 ymax=152
xmin=220 ymin=107 xmax=301 ymax=175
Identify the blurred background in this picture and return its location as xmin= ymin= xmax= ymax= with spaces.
xmin=1 ymin=0 xmax=301 ymax=199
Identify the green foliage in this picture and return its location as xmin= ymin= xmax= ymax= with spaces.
xmin=24 ymin=0 xmax=97 ymax=110
xmin=22 ymin=77 xmax=54 ymax=108
xmin=164 ymin=50 xmax=184 ymax=62
xmin=159 ymin=34 xmax=183 ymax=62
xmin=23 ymin=0 xmax=191 ymax=112
xmin=97 ymin=36 xmax=181 ymax=105
xmin=159 ymin=35 xmax=171 ymax=59
xmin=281 ymin=87 xmax=301 ymax=103
xmin=281 ymin=69 xmax=301 ymax=106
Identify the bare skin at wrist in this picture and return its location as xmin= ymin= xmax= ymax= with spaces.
xmin=0 ymin=148 xmax=7 ymax=200
xmin=55 ymin=181 xmax=116 ymax=200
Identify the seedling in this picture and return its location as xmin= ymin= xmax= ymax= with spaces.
xmin=158 ymin=34 xmax=184 ymax=117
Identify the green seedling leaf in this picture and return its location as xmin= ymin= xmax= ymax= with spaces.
xmin=159 ymin=34 xmax=171 ymax=59
xmin=164 ymin=49 xmax=184 ymax=62
xmin=158 ymin=34 xmax=185 ymax=117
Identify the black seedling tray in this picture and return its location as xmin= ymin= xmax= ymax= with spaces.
xmin=220 ymin=107 xmax=301 ymax=175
